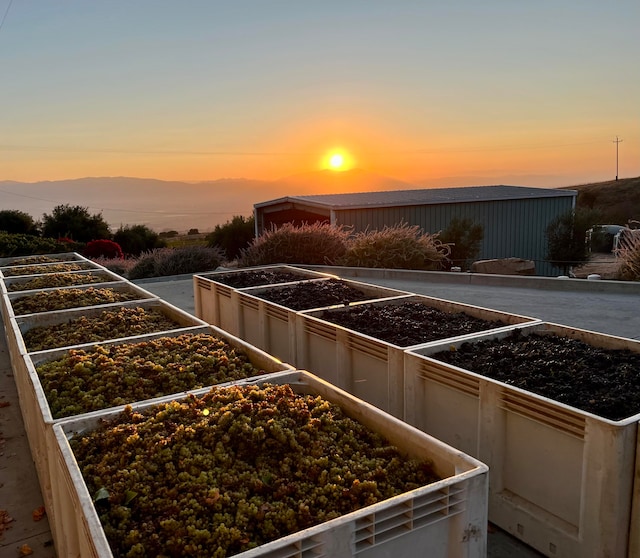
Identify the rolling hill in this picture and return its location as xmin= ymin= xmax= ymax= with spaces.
xmin=562 ymin=176 xmax=640 ymax=226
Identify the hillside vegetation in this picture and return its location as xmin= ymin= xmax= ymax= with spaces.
xmin=561 ymin=176 xmax=640 ymax=226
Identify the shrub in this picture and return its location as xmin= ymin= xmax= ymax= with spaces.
xmin=114 ymin=224 xmax=166 ymax=257
xmin=438 ymin=217 xmax=483 ymax=270
xmin=40 ymin=204 xmax=111 ymax=243
xmin=617 ymin=231 xmax=640 ymax=281
xmin=126 ymin=252 xmax=159 ymax=280
xmin=0 ymin=209 xmax=39 ymax=235
xmin=546 ymin=208 xmax=600 ymax=275
xmin=206 ymin=215 xmax=255 ymax=261
xmin=0 ymin=232 xmax=71 ymax=257
xmin=128 ymin=246 xmax=224 ymax=280
xmin=337 ymin=223 xmax=449 ymax=270
xmin=83 ymin=256 xmax=137 ymax=278
xmin=83 ymin=239 xmax=124 ymax=259
xmin=240 ymin=222 xmax=350 ymax=267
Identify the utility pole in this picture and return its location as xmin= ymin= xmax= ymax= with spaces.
xmin=613 ymin=136 xmax=623 ymax=181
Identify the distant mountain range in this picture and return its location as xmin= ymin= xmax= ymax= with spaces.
xmin=0 ymin=170 xmax=424 ymax=233
xmin=1 ymin=170 xmax=628 ymax=233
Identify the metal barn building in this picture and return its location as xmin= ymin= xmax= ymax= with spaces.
xmin=254 ymin=185 xmax=577 ymax=276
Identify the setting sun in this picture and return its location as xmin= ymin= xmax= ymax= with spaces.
xmin=323 ymin=149 xmax=354 ymax=172
xmin=329 ymin=153 xmax=344 ymax=170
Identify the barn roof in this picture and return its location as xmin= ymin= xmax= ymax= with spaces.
xmin=255 ymin=185 xmax=577 ymax=211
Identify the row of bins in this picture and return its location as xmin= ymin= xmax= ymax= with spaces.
xmin=194 ymin=264 xmax=640 ymax=558
xmin=0 ymin=254 xmax=489 ymax=558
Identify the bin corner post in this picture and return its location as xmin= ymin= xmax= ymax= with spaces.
xmin=630 ymin=422 xmax=640 ymax=558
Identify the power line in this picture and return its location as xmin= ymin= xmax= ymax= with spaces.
xmin=0 ymin=0 xmax=12 ymax=35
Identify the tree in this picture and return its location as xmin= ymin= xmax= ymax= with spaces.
xmin=546 ymin=208 xmax=601 ymax=275
xmin=114 ymin=224 xmax=166 ymax=257
xmin=41 ymin=204 xmax=111 ymax=243
xmin=206 ymin=215 xmax=255 ymax=261
xmin=438 ymin=217 xmax=484 ymax=270
xmin=0 ymin=209 xmax=39 ymax=235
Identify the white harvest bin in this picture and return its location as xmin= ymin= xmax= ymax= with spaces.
xmin=193 ymin=265 xmax=336 ymax=335
xmin=5 ymin=298 xmax=209 ymax=498
xmin=235 ymin=278 xmax=408 ymax=365
xmin=2 ymin=268 xmax=123 ymax=292
xmin=4 ymin=280 xmax=158 ymax=319
xmin=0 ymin=258 xmax=99 ymax=278
xmin=0 ymin=251 xmax=87 ymax=269
xmin=51 ymin=370 xmax=489 ymax=558
xmin=4 ymin=297 xmax=205 ymax=517
xmin=296 ymin=294 xmax=538 ymax=419
xmin=404 ymin=322 xmax=640 ymax=558
xmin=20 ymin=324 xmax=294 ymax=551
xmin=9 ymin=298 xmax=207 ymax=357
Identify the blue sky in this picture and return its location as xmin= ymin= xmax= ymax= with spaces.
xmin=1 ymin=0 xmax=638 ymax=186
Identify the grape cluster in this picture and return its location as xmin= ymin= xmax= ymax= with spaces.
xmin=7 ymin=272 xmax=113 ymax=292
xmin=38 ymin=333 xmax=266 ymax=418
xmin=23 ymin=306 xmax=181 ymax=351
xmin=12 ymin=287 xmax=141 ymax=315
xmin=1 ymin=262 xmax=93 ymax=277
xmin=70 ymin=384 xmax=439 ymax=558
xmin=5 ymin=255 xmax=68 ymax=265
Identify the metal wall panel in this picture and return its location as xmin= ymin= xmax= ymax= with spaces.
xmin=335 ymin=196 xmax=575 ymax=276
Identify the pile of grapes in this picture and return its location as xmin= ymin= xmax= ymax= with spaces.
xmin=1 ymin=262 xmax=94 ymax=277
xmin=23 ymin=306 xmax=182 ymax=351
xmin=71 ymin=383 xmax=439 ymax=557
xmin=318 ymin=301 xmax=507 ymax=346
xmin=252 ymin=279 xmax=374 ymax=311
xmin=431 ymin=329 xmax=640 ymax=421
xmin=7 ymin=271 xmax=114 ymax=292
xmin=11 ymin=287 xmax=141 ymax=315
xmin=38 ymin=333 xmax=269 ymax=418
xmin=213 ymin=270 xmax=314 ymax=288
xmin=4 ymin=255 xmax=69 ymax=266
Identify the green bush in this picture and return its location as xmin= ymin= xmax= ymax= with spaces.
xmin=40 ymin=204 xmax=111 ymax=243
xmin=128 ymin=247 xmax=224 ymax=280
xmin=546 ymin=209 xmax=600 ymax=275
xmin=617 ymin=231 xmax=640 ymax=281
xmin=0 ymin=232 xmax=72 ymax=257
xmin=114 ymin=224 xmax=166 ymax=256
xmin=206 ymin=215 xmax=255 ymax=261
xmin=438 ymin=217 xmax=483 ymax=270
xmin=240 ymin=222 xmax=350 ymax=267
xmin=0 ymin=209 xmax=39 ymax=235
xmin=337 ymin=223 xmax=449 ymax=270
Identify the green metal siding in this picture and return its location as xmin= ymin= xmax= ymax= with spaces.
xmin=335 ymin=196 xmax=575 ymax=276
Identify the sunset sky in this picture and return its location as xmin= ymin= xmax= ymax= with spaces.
xmin=1 ymin=0 xmax=638 ymax=187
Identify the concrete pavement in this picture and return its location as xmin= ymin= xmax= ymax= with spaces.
xmin=3 ymin=266 xmax=639 ymax=557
